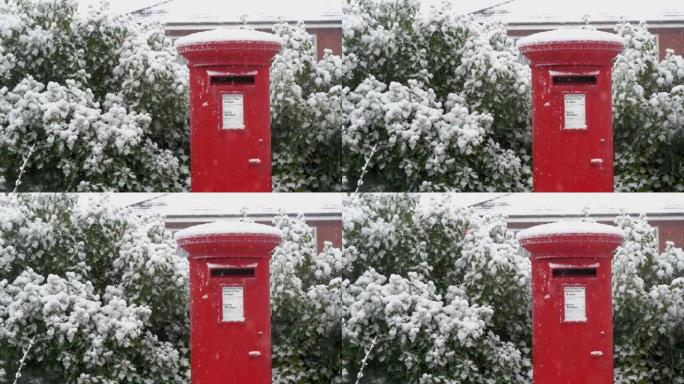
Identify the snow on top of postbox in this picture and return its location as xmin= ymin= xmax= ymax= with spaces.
xmin=174 ymin=220 xmax=283 ymax=240
xmin=175 ymin=28 xmax=282 ymax=48
xmin=516 ymin=221 xmax=625 ymax=241
xmin=516 ymin=29 xmax=624 ymax=48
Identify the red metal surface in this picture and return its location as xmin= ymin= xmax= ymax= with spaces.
xmin=519 ymin=229 xmax=624 ymax=384
xmin=178 ymin=40 xmax=281 ymax=192
xmin=520 ymin=39 xmax=623 ymax=192
xmin=177 ymin=230 xmax=282 ymax=384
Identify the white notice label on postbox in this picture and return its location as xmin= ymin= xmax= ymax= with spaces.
xmin=564 ymin=93 xmax=587 ymax=129
xmin=564 ymin=286 xmax=587 ymax=322
xmin=222 ymin=93 xmax=245 ymax=129
xmin=222 ymin=286 xmax=244 ymax=322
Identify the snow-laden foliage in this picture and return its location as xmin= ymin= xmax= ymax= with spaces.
xmin=612 ymin=214 xmax=684 ymax=383
xmin=342 ymin=0 xmax=531 ymax=191
xmin=612 ymin=23 xmax=684 ymax=191
xmin=270 ymin=23 xmax=344 ymax=192
xmin=342 ymin=194 xmax=532 ymax=383
xmin=0 ymin=194 xmax=190 ymax=383
xmin=270 ymin=214 xmax=343 ymax=383
xmin=343 ymin=194 xmax=684 ymax=383
xmin=0 ymin=0 xmax=190 ymax=191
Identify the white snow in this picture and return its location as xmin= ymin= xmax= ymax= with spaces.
xmin=517 ymin=28 xmax=624 ymax=48
xmin=174 ymin=220 xmax=283 ymax=240
xmin=175 ymin=28 xmax=282 ymax=48
xmin=516 ymin=221 xmax=625 ymax=241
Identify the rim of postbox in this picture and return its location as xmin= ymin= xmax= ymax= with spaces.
xmin=517 ymin=221 xmax=625 ymax=259
xmin=175 ymin=221 xmax=283 ymax=259
xmin=517 ymin=29 xmax=625 ymax=64
xmin=175 ymin=28 xmax=283 ymax=48
xmin=516 ymin=28 xmax=624 ymax=49
xmin=176 ymin=28 xmax=283 ymax=67
xmin=177 ymin=42 xmax=283 ymax=67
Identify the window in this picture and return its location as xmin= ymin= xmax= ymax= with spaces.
xmin=310 ymin=33 xmax=318 ymax=55
xmin=311 ymin=225 xmax=318 ymax=246
xmin=512 ymin=37 xmax=530 ymax=65
xmin=511 ymin=228 xmax=531 ymax=258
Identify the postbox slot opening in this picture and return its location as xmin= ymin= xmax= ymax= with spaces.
xmin=211 ymin=75 xmax=255 ymax=85
xmin=552 ymin=268 xmax=597 ymax=278
xmin=211 ymin=267 xmax=255 ymax=278
xmin=552 ymin=75 xmax=597 ymax=85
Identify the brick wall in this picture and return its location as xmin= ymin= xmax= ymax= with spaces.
xmin=307 ymin=220 xmax=343 ymax=251
xmin=654 ymin=220 xmax=684 ymax=251
xmin=309 ymin=28 xmax=343 ymax=58
xmin=651 ymin=28 xmax=684 ymax=57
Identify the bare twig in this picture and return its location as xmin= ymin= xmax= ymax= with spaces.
xmin=355 ymin=335 xmax=378 ymax=384
xmin=13 ymin=143 xmax=36 ymax=193
xmin=13 ymin=336 xmax=35 ymax=384
xmin=355 ymin=144 xmax=378 ymax=193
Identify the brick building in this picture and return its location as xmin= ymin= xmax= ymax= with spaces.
xmin=127 ymin=193 xmax=343 ymax=252
xmin=471 ymin=0 xmax=684 ymax=59
xmin=467 ymin=193 xmax=684 ymax=252
xmin=129 ymin=1 xmax=683 ymax=61
xmin=131 ymin=0 xmax=342 ymax=59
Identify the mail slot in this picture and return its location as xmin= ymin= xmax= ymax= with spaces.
xmin=518 ymin=221 xmax=625 ymax=384
xmin=211 ymin=75 xmax=256 ymax=86
xmin=211 ymin=266 xmax=256 ymax=278
xmin=552 ymin=75 xmax=597 ymax=85
xmin=517 ymin=29 xmax=624 ymax=192
xmin=175 ymin=221 xmax=283 ymax=384
xmin=176 ymin=29 xmax=282 ymax=192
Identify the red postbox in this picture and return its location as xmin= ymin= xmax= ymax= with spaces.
xmin=518 ymin=29 xmax=624 ymax=192
xmin=517 ymin=221 xmax=625 ymax=384
xmin=176 ymin=29 xmax=282 ymax=192
xmin=175 ymin=221 xmax=283 ymax=383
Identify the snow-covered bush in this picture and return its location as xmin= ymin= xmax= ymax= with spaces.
xmin=0 ymin=194 xmax=190 ymax=382
xmin=270 ymin=214 xmax=344 ymax=383
xmin=612 ymin=23 xmax=684 ymax=191
xmin=342 ymin=0 xmax=531 ymax=191
xmin=0 ymin=0 xmax=190 ymax=191
xmin=342 ymin=194 xmax=532 ymax=382
xmin=612 ymin=214 xmax=684 ymax=383
xmin=343 ymin=194 xmax=684 ymax=383
xmin=270 ymin=23 xmax=344 ymax=192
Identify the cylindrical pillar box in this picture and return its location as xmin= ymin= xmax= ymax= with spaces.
xmin=176 ymin=29 xmax=282 ymax=192
xmin=517 ymin=29 xmax=624 ymax=192
xmin=517 ymin=221 xmax=625 ymax=384
xmin=175 ymin=221 xmax=283 ymax=384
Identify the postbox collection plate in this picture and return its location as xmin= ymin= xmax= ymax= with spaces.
xmin=221 ymin=93 xmax=245 ymax=130
xmin=563 ymin=286 xmax=587 ymax=322
xmin=563 ymin=93 xmax=587 ymax=130
xmin=221 ymin=286 xmax=245 ymax=322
